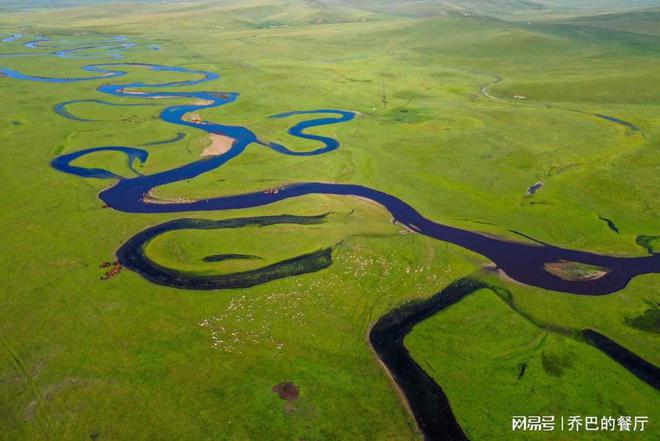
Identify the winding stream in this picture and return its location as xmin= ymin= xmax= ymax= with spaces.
xmin=2 ymin=36 xmax=659 ymax=440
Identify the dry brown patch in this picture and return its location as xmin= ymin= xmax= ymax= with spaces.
xmin=100 ymin=261 xmax=122 ymax=280
xmin=482 ymin=264 xmax=525 ymax=286
xmin=183 ymin=111 xmax=205 ymax=123
xmin=120 ymin=88 xmax=146 ymax=95
xmin=272 ymin=381 xmax=299 ymax=412
xmin=143 ymin=190 xmax=194 ymax=205
xmin=202 ymin=134 xmax=235 ymax=157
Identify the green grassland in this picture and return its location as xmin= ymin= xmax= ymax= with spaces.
xmin=406 ymin=286 xmax=659 ymax=441
xmin=0 ymin=1 xmax=658 ymax=440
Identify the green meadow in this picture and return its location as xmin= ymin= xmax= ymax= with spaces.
xmin=0 ymin=1 xmax=658 ymax=440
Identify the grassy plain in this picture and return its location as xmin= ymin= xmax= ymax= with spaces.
xmin=0 ymin=1 xmax=658 ymax=440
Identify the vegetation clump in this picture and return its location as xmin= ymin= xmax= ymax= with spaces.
xmin=544 ymin=260 xmax=611 ymax=281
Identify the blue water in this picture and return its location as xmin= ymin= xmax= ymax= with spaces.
xmin=54 ymin=99 xmax=157 ymax=122
xmin=51 ymin=146 xmax=147 ymax=179
xmin=595 ymin=113 xmax=641 ymax=131
xmin=24 ymin=35 xmax=49 ymax=48
xmin=142 ymin=132 xmax=186 ymax=146
xmin=2 ymin=34 xmax=22 ymax=43
xmin=2 ymin=36 xmax=659 ymax=295
xmin=267 ymin=110 xmax=355 ymax=156
xmin=1 ymin=34 xmax=138 ymax=60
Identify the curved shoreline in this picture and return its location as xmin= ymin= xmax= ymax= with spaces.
xmin=142 ymin=132 xmax=186 ymax=146
xmin=116 ymin=214 xmax=333 ymax=290
xmin=370 ymin=277 xmax=660 ymax=441
xmin=9 ymin=61 xmax=650 ymax=296
xmin=369 ymin=278 xmax=483 ymax=440
xmin=2 ymin=38 xmax=659 ymax=440
xmin=582 ymin=329 xmax=660 ymax=389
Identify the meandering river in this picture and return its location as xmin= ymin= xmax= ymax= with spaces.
xmin=2 ymin=36 xmax=658 ymax=440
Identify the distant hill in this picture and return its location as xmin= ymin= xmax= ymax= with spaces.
xmin=324 ymin=0 xmax=660 ymax=19
xmin=0 ymin=0 xmax=154 ymax=8
xmin=559 ymin=6 xmax=660 ymax=35
xmin=1 ymin=0 xmax=658 ymax=23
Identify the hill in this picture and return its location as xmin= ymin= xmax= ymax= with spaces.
xmin=2 ymin=0 xmax=659 ymax=20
